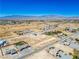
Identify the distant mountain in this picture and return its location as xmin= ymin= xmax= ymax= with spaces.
xmin=0 ymin=15 xmax=79 ymax=20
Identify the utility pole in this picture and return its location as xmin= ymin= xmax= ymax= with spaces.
xmin=0 ymin=47 xmax=4 ymax=56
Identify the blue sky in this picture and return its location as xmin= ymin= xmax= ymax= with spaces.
xmin=0 ymin=0 xmax=79 ymax=17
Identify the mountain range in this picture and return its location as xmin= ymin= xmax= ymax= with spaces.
xmin=0 ymin=15 xmax=79 ymax=20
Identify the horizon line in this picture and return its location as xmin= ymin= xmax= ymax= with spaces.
xmin=0 ymin=14 xmax=79 ymax=17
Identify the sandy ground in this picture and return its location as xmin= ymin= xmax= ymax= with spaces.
xmin=24 ymin=49 xmax=56 ymax=59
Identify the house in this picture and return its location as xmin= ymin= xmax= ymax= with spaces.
xmin=15 ymin=43 xmax=31 ymax=51
xmin=5 ymin=49 xmax=17 ymax=55
xmin=65 ymin=27 xmax=76 ymax=33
